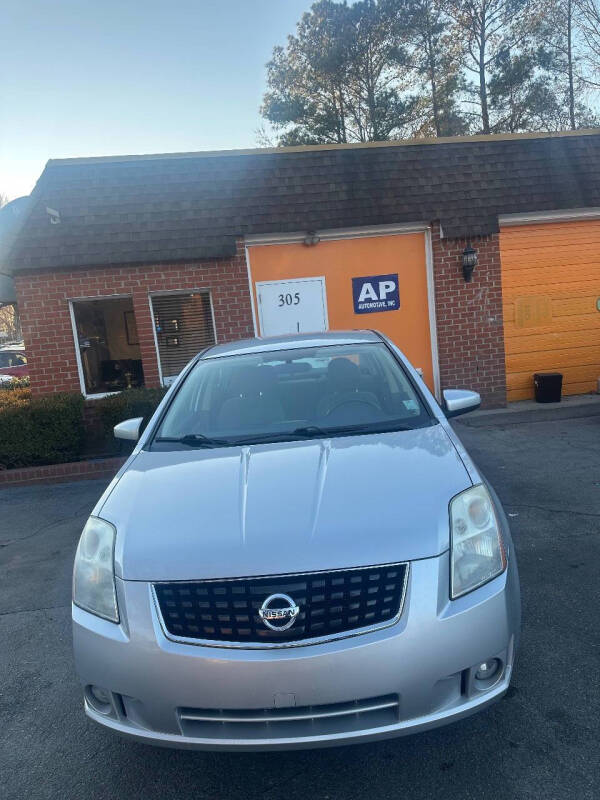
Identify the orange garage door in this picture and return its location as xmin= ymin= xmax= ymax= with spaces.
xmin=247 ymin=233 xmax=437 ymax=392
xmin=500 ymin=220 xmax=600 ymax=401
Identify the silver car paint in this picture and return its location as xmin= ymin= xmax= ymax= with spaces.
xmin=74 ymin=330 xmax=521 ymax=750
xmin=73 ymin=551 xmax=519 ymax=750
xmin=105 ymin=426 xmax=470 ymax=582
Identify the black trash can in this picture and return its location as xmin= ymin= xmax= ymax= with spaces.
xmin=533 ymin=372 xmax=563 ymax=403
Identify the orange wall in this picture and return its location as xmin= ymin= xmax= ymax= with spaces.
xmin=500 ymin=219 xmax=600 ymax=401
xmin=247 ymin=233 xmax=435 ymax=390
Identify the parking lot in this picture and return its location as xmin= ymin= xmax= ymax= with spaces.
xmin=1 ymin=409 xmax=599 ymax=800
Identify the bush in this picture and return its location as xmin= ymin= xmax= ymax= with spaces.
xmin=94 ymin=387 xmax=168 ymax=445
xmin=0 ymin=386 xmax=167 ymax=469
xmin=0 ymin=387 xmax=31 ymax=408
xmin=0 ymin=392 xmax=85 ymax=469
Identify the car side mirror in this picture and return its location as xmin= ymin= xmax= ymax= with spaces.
xmin=442 ymin=389 xmax=481 ymax=418
xmin=114 ymin=417 xmax=144 ymax=441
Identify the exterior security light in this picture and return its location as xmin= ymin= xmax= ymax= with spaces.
xmin=46 ymin=206 xmax=61 ymax=225
xmin=462 ymin=244 xmax=478 ymax=282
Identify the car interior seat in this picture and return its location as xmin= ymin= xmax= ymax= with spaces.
xmin=216 ymin=365 xmax=285 ymax=431
xmin=316 ymin=358 xmax=382 ymax=420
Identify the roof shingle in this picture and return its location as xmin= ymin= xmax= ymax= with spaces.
xmin=8 ymin=130 xmax=600 ymax=272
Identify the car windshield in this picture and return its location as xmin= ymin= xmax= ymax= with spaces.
xmin=152 ymin=342 xmax=433 ymax=448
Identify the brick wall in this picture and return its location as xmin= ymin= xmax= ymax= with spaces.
xmin=14 ymin=231 xmax=507 ymax=406
xmin=431 ymin=223 xmax=507 ymax=407
xmin=14 ymin=241 xmax=254 ymax=395
xmin=0 ymin=456 xmax=126 ymax=488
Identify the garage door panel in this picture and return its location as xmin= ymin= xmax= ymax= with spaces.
xmin=502 ymin=265 xmax=600 ymax=289
xmin=507 ymin=363 xmax=600 ymax=392
xmin=503 ymin=295 xmax=598 ymax=328
xmin=501 ymin=219 xmax=600 ymax=247
xmin=508 ymin=382 xmax=595 ymax=402
xmin=504 ymin=306 xmax=598 ymax=328
xmin=501 ymin=219 xmax=600 ymax=400
xmin=501 ymin=280 xmax=600 ymax=299
xmin=503 ymin=305 xmax=515 ymax=323
xmin=508 ymin=377 xmax=597 ymax=402
xmin=505 ymin=344 xmax=600 ymax=373
xmin=551 ymin=296 xmax=600 ymax=316
xmin=501 ymin=245 xmax=600 ymax=265
xmin=504 ymin=318 xmax=600 ymax=345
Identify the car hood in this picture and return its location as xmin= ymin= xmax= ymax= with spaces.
xmin=103 ymin=425 xmax=471 ymax=581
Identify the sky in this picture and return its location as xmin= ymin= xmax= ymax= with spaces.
xmin=0 ymin=0 xmax=313 ymax=200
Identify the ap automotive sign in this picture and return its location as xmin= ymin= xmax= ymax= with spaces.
xmin=352 ymin=273 xmax=400 ymax=314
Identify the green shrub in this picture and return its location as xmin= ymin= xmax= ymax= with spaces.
xmin=94 ymin=387 xmax=168 ymax=443
xmin=0 ymin=392 xmax=85 ymax=469
xmin=0 ymin=386 xmax=167 ymax=469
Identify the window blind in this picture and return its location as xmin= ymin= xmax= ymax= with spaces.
xmin=152 ymin=292 xmax=215 ymax=382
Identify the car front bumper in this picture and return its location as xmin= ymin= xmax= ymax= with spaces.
xmin=72 ymin=551 xmax=520 ymax=751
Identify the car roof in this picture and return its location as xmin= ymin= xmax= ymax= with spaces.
xmin=203 ymin=330 xmax=382 ymax=359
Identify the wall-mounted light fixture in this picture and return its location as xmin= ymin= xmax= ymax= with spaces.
xmin=303 ymin=231 xmax=320 ymax=246
xmin=46 ymin=206 xmax=61 ymax=225
xmin=462 ymin=244 xmax=478 ymax=282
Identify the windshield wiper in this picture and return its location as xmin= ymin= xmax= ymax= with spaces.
xmin=232 ymin=423 xmax=417 ymax=445
xmin=293 ymin=422 xmax=416 ymax=436
xmin=224 ymin=426 xmax=338 ymax=445
xmin=156 ymin=420 xmax=426 ymax=449
xmin=154 ymin=433 xmax=230 ymax=447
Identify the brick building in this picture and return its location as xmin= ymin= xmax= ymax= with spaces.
xmin=3 ymin=130 xmax=600 ymax=406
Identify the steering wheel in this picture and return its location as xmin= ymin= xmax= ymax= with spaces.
xmin=324 ymin=396 xmax=381 ymax=417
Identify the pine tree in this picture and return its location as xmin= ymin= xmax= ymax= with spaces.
xmin=445 ymin=0 xmax=534 ymax=133
xmin=260 ymin=0 xmax=600 ymax=144
xmin=261 ymin=0 xmax=423 ymax=144
xmin=261 ymin=1 xmax=354 ymax=145
xmin=402 ymin=0 xmax=468 ymax=136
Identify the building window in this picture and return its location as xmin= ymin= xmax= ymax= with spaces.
xmin=150 ymin=292 xmax=216 ymax=385
xmin=71 ymin=297 xmax=144 ymax=395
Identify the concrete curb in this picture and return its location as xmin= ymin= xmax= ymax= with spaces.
xmin=456 ymin=394 xmax=600 ymax=427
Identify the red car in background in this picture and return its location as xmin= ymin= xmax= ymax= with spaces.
xmin=0 ymin=346 xmax=28 ymax=381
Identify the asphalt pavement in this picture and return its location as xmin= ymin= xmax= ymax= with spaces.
xmin=1 ymin=409 xmax=599 ymax=800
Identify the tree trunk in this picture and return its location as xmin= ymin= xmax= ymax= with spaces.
xmin=567 ymin=0 xmax=576 ymax=129
xmin=479 ymin=22 xmax=490 ymax=134
xmin=425 ymin=5 xmax=441 ymax=136
xmin=338 ymin=86 xmax=348 ymax=143
xmin=368 ymin=84 xmax=379 ymax=139
xmin=366 ymin=55 xmax=379 ymax=139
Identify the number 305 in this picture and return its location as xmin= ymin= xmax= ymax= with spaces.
xmin=278 ymin=292 xmax=300 ymax=307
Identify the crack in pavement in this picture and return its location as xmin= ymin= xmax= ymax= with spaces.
xmin=507 ymin=503 xmax=600 ymax=519
xmin=0 ymin=604 xmax=69 ymax=618
xmin=0 ymin=500 xmax=93 ymax=548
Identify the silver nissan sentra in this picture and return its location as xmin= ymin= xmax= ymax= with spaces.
xmin=72 ymin=330 xmax=520 ymax=750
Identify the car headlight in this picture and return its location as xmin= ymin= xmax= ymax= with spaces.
xmin=73 ymin=517 xmax=119 ymax=622
xmin=450 ymin=485 xmax=507 ymax=599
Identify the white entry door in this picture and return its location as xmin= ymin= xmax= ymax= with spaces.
xmin=256 ymin=277 xmax=328 ymax=336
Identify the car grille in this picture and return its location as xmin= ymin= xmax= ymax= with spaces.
xmin=178 ymin=694 xmax=400 ymax=740
xmin=153 ymin=563 xmax=408 ymax=646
